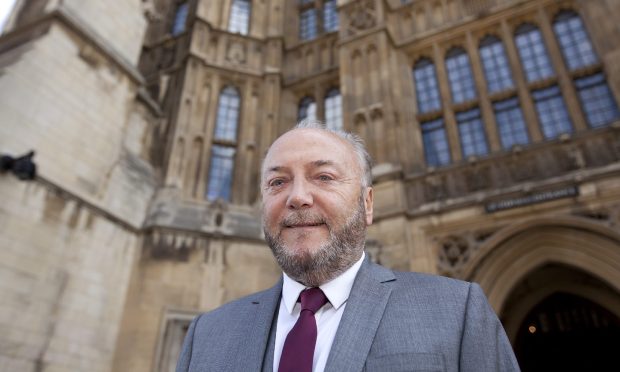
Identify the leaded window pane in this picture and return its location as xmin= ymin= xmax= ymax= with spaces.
xmin=457 ymin=108 xmax=488 ymax=157
xmin=532 ymin=85 xmax=573 ymax=139
xmin=515 ymin=24 xmax=554 ymax=82
xmin=413 ymin=58 xmax=442 ymax=113
xmin=206 ymin=145 xmax=236 ymax=201
xmin=298 ymin=96 xmax=317 ymax=121
xmin=446 ymin=48 xmax=477 ymax=103
xmin=323 ymin=0 xmax=338 ymax=32
xmin=575 ymin=73 xmax=620 ymax=128
xmin=421 ymin=119 xmax=451 ymax=167
xmin=553 ymin=11 xmax=598 ymax=71
xmin=494 ymin=97 xmax=529 ymax=149
xmin=171 ymin=2 xmax=189 ymax=36
xmin=479 ymin=36 xmax=514 ymax=93
xmin=214 ymin=87 xmax=241 ymax=142
xmin=228 ymin=0 xmax=251 ymax=35
xmin=300 ymin=8 xmax=318 ymax=40
xmin=325 ymin=89 xmax=343 ymax=131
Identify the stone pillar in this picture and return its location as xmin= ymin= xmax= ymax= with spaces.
xmin=466 ymin=31 xmax=501 ymax=152
xmin=433 ymin=43 xmax=462 ymax=161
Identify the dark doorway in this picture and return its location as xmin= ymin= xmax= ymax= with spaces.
xmin=515 ymin=292 xmax=620 ymax=372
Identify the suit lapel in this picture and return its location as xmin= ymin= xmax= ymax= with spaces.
xmin=228 ymin=278 xmax=282 ymax=372
xmin=324 ymin=258 xmax=395 ymax=372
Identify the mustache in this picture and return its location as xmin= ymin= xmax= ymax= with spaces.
xmin=280 ymin=212 xmax=328 ymax=228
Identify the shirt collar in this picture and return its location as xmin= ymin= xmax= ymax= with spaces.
xmin=281 ymin=252 xmax=365 ymax=314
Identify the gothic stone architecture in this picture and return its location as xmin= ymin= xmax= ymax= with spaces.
xmin=1 ymin=0 xmax=620 ymax=371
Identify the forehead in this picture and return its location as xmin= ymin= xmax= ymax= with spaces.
xmin=263 ymin=128 xmax=358 ymax=171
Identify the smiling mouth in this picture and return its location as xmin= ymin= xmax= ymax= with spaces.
xmin=284 ymin=222 xmax=326 ymax=228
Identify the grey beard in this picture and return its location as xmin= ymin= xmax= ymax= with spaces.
xmin=263 ymin=197 xmax=367 ymax=287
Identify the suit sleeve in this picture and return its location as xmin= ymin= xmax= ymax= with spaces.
xmin=176 ymin=314 xmax=200 ymax=372
xmin=459 ymin=283 xmax=521 ymax=371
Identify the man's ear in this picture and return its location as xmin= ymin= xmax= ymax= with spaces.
xmin=363 ymin=187 xmax=373 ymax=225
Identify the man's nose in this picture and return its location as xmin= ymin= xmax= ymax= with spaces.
xmin=286 ymin=179 xmax=313 ymax=209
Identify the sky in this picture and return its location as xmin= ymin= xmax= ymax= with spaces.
xmin=0 ymin=0 xmax=17 ymax=32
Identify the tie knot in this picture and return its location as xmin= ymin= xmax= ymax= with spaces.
xmin=299 ymin=287 xmax=328 ymax=313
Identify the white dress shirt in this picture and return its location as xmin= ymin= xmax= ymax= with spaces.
xmin=273 ymin=252 xmax=365 ymax=372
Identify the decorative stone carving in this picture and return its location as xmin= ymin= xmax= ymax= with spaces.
xmin=226 ymin=40 xmax=247 ymax=65
xmin=436 ymin=229 xmax=496 ymax=277
xmin=437 ymin=235 xmax=470 ymax=276
xmin=424 ymin=173 xmax=446 ymax=201
xmin=569 ymin=145 xmax=586 ymax=169
xmin=464 ymin=165 xmax=490 ymax=192
xmin=573 ymin=204 xmax=620 ymax=228
xmin=145 ymin=229 xmax=205 ymax=261
xmin=345 ymin=0 xmax=377 ymax=36
xmin=141 ymin=0 xmax=163 ymax=22
xmin=407 ymin=128 xmax=619 ymax=211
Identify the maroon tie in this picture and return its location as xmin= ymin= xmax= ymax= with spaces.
xmin=278 ymin=287 xmax=328 ymax=372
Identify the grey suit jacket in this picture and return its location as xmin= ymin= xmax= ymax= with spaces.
xmin=176 ymin=259 xmax=520 ymax=372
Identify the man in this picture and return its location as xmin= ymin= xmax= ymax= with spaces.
xmin=176 ymin=121 xmax=520 ymax=372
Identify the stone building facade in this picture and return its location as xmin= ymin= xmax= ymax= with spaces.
xmin=1 ymin=0 xmax=619 ymax=371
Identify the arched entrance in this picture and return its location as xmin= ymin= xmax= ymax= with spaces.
xmin=460 ymin=217 xmax=620 ymax=370
xmin=515 ymin=292 xmax=620 ymax=371
xmin=502 ymin=264 xmax=620 ymax=371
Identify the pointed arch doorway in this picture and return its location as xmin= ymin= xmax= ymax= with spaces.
xmin=461 ymin=216 xmax=620 ymax=371
xmin=502 ymin=264 xmax=620 ymax=371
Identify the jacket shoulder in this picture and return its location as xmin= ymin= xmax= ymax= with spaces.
xmin=393 ymin=270 xmax=470 ymax=290
xmin=197 ymin=284 xmax=279 ymax=326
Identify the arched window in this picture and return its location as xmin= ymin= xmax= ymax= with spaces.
xmin=421 ymin=119 xmax=451 ymax=167
xmin=514 ymin=24 xmax=554 ymax=82
xmin=323 ymin=0 xmax=339 ymax=32
xmin=207 ymin=86 xmax=241 ymax=201
xmin=553 ymin=11 xmax=598 ymax=71
xmin=171 ymin=2 xmax=189 ymax=36
xmin=413 ymin=58 xmax=441 ymax=113
xmin=457 ymin=108 xmax=488 ymax=157
xmin=479 ymin=35 xmax=514 ymax=93
xmin=324 ymin=88 xmax=342 ymax=131
xmin=229 ymin=0 xmax=251 ymax=35
xmin=445 ymin=48 xmax=477 ymax=103
xmin=298 ymin=96 xmax=317 ymax=121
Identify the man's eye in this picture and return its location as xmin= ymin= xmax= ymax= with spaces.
xmin=318 ymin=175 xmax=333 ymax=182
xmin=269 ymin=179 xmax=285 ymax=187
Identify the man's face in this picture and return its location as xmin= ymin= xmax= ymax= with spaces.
xmin=261 ymin=128 xmax=373 ymax=286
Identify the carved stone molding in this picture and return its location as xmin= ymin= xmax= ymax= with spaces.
xmin=436 ymin=229 xmax=496 ymax=277
xmin=226 ymin=40 xmax=247 ymax=65
xmin=345 ymin=0 xmax=377 ymax=37
xmin=144 ymin=229 xmax=207 ymax=261
xmin=573 ymin=203 xmax=620 ymax=228
xmin=407 ymin=127 xmax=620 ymax=212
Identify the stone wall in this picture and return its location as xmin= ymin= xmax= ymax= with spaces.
xmin=0 ymin=2 xmax=155 ymax=371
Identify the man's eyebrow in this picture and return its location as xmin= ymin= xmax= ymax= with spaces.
xmin=311 ymin=160 xmax=337 ymax=168
xmin=265 ymin=166 xmax=286 ymax=173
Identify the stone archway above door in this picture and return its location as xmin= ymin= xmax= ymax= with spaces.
xmin=460 ymin=216 xmax=620 ymax=313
